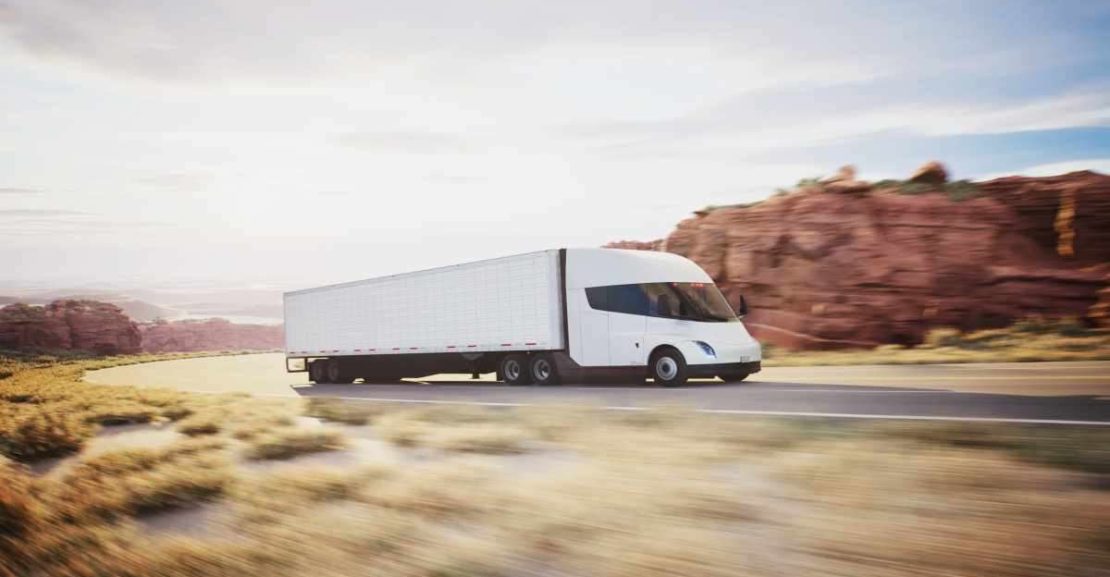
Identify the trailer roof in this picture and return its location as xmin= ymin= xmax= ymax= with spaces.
xmin=283 ymin=248 xmax=563 ymax=297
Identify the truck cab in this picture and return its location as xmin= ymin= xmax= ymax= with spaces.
xmin=564 ymin=248 xmax=762 ymax=385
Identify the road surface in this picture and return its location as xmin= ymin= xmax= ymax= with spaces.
xmin=85 ymin=354 xmax=1110 ymax=425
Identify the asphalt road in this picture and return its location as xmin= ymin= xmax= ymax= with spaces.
xmin=85 ymin=354 xmax=1110 ymax=425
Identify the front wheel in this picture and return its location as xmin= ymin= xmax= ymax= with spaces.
xmin=499 ymin=354 xmax=531 ymax=386
xmin=650 ymin=348 xmax=688 ymax=387
xmin=719 ymin=373 xmax=750 ymax=383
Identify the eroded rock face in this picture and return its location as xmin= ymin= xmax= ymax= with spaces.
xmin=0 ymin=300 xmax=142 ymax=354
xmin=617 ymin=170 xmax=1110 ymax=349
xmin=139 ymin=319 xmax=283 ymax=353
xmin=977 ymin=170 xmax=1110 ymax=264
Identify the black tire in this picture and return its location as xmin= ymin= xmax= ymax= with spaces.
xmin=650 ymin=348 xmax=688 ymax=387
xmin=528 ymin=354 xmax=560 ymax=386
xmin=309 ymin=360 xmax=327 ymax=384
xmin=719 ymin=373 xmax=750 ymax=383
xmin=499 ymin=354 xmax=531 ymax=386
xmin=326 ymin=358 xmax=355 ymax=384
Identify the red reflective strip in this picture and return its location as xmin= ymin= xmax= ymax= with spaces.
xmin=354 ymin=349 xmax=362 ymax=352
xmin=525 ymin=342 xmax=537 ymax=346
xmin=446 ymin=345 xmax=457 ymax=349
xmin=467 ymin=345 xmax=477 ymax=348
xmin=367 ymin=348 xmax=376 ymax=352
xmin=391 ymin=347 xmax=400 ymax=351
xmin=409 ymin=347 xmax=418 ymax=350
xmin=500 ymin=343 xmax=512 ymax=347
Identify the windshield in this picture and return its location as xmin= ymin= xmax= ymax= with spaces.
xmin=667 ymin=282 xmax=737 ymax=322
xmin=585 ymin=282 xmax=738 ymax=322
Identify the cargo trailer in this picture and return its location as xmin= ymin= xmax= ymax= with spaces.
xmin=284 ymin=248 xmax=761 ymax=386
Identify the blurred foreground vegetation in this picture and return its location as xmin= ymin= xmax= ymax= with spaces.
xmin=2 ymin=352 xmax=1108 ymax=577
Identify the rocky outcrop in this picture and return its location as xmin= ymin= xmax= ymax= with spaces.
xmin=139 ymin=319 xmax=283 ymax=353
xmin=0 ymin=300 xmax=142 ymax=354
xmin=909 ymin=161 xmax=949 ymax=185
xmin=614 ymin=167 xmax=1110 ymax=349
xmin=977 ymin=170 xmax=1110 ymax=264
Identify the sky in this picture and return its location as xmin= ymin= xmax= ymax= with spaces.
xmin=2 ymin=0 xmax=1109 ymax=289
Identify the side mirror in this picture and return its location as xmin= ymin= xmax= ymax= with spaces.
xmin=734 ymin=294 xmax=749 ymax=318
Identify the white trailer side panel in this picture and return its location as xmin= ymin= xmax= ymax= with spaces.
xmin=284 ymin=250 xmax=564 ymax=356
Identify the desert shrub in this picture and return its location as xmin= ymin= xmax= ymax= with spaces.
xmin=243 ymin=428 xmax=346 ymax=460
xmin=796 ymin=176 xmax=822 ymax=188
xmin=176 ymin=413 xmax=222 ymax=436
xmin=1012 ymin=317 xmax=1088 ymax=336
xmin=425 ymin=424 xmax=532 ymax=454
xmin=873 ymin=421 xmax=1110 ymax=474
xmin=923 ymin=327 xmax=964 ymax=348
xmin=304 ymin=397 xmax=389 ymax=425
xmin=0 ymin=458 xmax=38 ymax=538
xmin=897 ymin=181 xmax=933 ymax=195
xmin=944 ymin=179 xmax=980 ymax=201
xmin=51 ymin=439 xmax=230 ymax=521
xmin=0 ymin=406 xmax=93 ymax=461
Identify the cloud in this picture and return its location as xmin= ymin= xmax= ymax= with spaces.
xmin=332 ymin=130 xmax=473 ymax=154
xmin=0 ymin=208 xmax=85 ymax=217
xmin=560 ymin=90 xmax=1110 ymax=161
xmin=0 ymin=187 xmax=42 ymax=195
xmin=980 ymin=158 xmax=1110 ymax=179
xmin=136 ymin=171 xmax=212 ymax=191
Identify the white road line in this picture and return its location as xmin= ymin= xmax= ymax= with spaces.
xmin=218 ymin=390 xmax=1110 ymax=427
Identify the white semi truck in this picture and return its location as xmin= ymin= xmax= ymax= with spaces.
xmin=284 ymin=248 xmax=761 ymax=386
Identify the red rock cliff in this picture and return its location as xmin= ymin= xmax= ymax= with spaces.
xmin=609 ymin=167 xmax=1110 ymax=349
xmin=0 ymin=300 xmax=142 ymax=354
xmin=139 ymin=318 xmax=283 ymax=353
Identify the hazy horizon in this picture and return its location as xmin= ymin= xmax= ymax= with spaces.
xmin=3 ymin=0 xmax=1109 ymax=287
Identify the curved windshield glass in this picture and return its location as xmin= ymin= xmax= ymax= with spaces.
xmin=668 ymin=282 xmax=737 ymax=322
xmin=585 ymin=282 xmax=737 ymax=322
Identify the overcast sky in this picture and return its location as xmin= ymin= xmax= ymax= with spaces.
xmin=2 ymin=0 xmax=1109 ymax=289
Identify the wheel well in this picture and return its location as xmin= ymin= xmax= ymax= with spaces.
xmin=648 ymin=345 xmax=682 ymax=362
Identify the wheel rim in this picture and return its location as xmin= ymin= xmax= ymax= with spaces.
xmin=504 ymin=360 xmax=521 ymax=381
xmin=655 ymin=356 xmax=678 ymax=381
xmin=532 ymin=358 xmax=551 ymax=382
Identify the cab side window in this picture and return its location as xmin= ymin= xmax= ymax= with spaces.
xmin=585 ymin=284 xmax=650 ymax=316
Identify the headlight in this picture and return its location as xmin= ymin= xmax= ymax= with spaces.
xmin=695 ymin=341 xmax=716 ymax=358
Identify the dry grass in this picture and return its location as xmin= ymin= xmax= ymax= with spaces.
xmin=242 ymin=427 xmax=347 ymax=460
xmin=303 ymin=396 xmax=398 ymax=425
xmin=373 ymin=406 xmax=534 ymax=454
xmin=3 ymin=352 xmax=1109 ymax=577
xmin=764 ymin=318 xmax=1110 ymax=366
xmin=50 ymin=438 xmax=232 ymax=521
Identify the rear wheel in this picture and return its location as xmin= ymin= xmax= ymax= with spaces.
xmin=650 ymin=348 xmax=688 ymax=387
xmin=528 ymin=354 xmax=559 ymax=386
xmin=309 ymin=360 xmax=327 ymax=383
xmin=326 ymin=358 xmax=355 ymax=384
xmin=500 ymin=354 xmax=531 ymax=386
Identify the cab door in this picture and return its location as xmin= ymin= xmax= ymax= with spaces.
xmin=608 ymin=312 xmax=646 ymax=366
xmin=574 ymin=290 xmax=610 ymax=366
xmin=604 ymin=284 xmax=648 ymax=366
